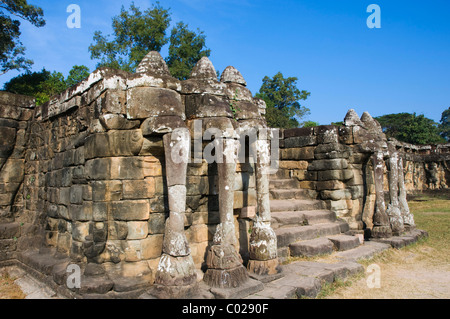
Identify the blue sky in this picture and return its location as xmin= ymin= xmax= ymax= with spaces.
xmin=1 ymin=0 xmax=449 ymax=125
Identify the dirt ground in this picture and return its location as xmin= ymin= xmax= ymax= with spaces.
xmin=324 ymin=244 xmax=450 ymax=299
xmin=324 ymin=193 xmax=450 ymax=299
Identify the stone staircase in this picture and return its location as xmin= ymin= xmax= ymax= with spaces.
xmin=269 ymin=178 xmax=362 ymax=261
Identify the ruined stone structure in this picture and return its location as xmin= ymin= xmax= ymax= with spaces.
xmin=0 ymin=52 xmax=446 ymax=299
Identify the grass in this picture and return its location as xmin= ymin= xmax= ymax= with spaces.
xmin=319 ymin=191 xmax=450 ymax=299
xmin=0 ymin=271 xmax=26 ymax=299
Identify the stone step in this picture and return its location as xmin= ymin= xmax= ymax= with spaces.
xmin=270 ymin=199 xmax=324 ymax=212
xmin=271 ymin=210 xmax=337 ymax=229
xmin=327 ymin=234 xmax=361 ymax=251
xmin=289 ymin=237 xmax=334 ymax=257
xmin=269 ymin=189 xmax=310 ymax=200
xmin=269 ymin=179 xmax=298 ymax=190
xmin=276 ymin=221 xmax=347 ymax=248
xmin=303 ymin=210 xmax=337 ymax=225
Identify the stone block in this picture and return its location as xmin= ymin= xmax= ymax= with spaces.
xmin=280 ymin=147 xmax=315 ymax=160
xmin=69 ymin=202 xmax=93 ymax=221
xmin=185 ymin=94 xmax=232 ymax=119
xmin=141 ymin=234 xmax=164 ymax=259
xmin=316 ymin=180 xmax=346 ymax=190
xmin=321 ymin=189 xmax=352 ymax=201
xmin=70 ymin=185 xmax=84 ymax=204
xmin=91 ymin=180 xmax=122 ymax=201
xmin=284 ymin=136 xmax=317 ymax=148
xmin=92 ymin=202 xmax=108 ymax=221
xmin=317 ymin=169 xmax=353 ymax=181
xmin=84 ymin=129 xmax=143 ymax=159
xmin=99 ymin=114 xmax=140 ymax=130
xmin=110 ymin=200 xmax=150 ymax=221
xmin=126 ymin=87 xmax=183 ymax=119
xmin=0 ymin=159 xmax=24 ymax=183
xmin=279 ymin=160 xmax=309 ymax=170
xmin=108 ymin=221 xmax=128 ymax=240
xmin=127 ymin=221 xmax=149 ymax=240
xmin=122 ymin=178 xmax=156 ymax=199
xmin=148 ymin=213 xmax=166 ymax=234
xmin=233 ymin=189 xmax=257 ymax=209
xmin=240 ymin=206 xmax=256 ymax=219
xmin=72 ymin=222 xmax=91 ymax=242
xmin=141 ymin=116 xmax=186 ymax=135
xmin=316 ymin=126 xmax=339 ymax=144
xmin=308 ymin=159 xmax=348 ymax=171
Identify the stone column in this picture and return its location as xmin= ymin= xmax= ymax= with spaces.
xmin=398 ymin=157 xmax=415 ymax=228
xmin=386 ymin=143 xmax=405 ymax=236
xmin=154 ymin=129 xmax=197 ymax=297
xmin=247 ymin=137 xmax=280 ymax=276
xmin=371 ymin=150 xmax=392 ymax=238
xmin=203 ymin=137 xmax=249 ymax=288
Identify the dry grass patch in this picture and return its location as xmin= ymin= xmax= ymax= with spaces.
xmin=0 ymin=271 xmax=26 ymax=299
xmin=322 ymin=193 xmax=450 ymax=299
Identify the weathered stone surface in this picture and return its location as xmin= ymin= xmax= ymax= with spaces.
xmin=136 ymin=51 xmax=171 ymax=76
xmin=280 ymin=147 xmax=315 ymax=160
xmin=185 ymin=94 xmax=232 ymax=119
xmin=126 ymin=87 xmax=184 ymax=119
xmin=248 ymin=220 xmax=278 ymax=261
xmin=141 ymin=116 xmax=186 ymax=135
xmin=163 ymin=130 xmax=190 ymax=187
xmin=99 ymin=114 xmax=140 ymax=130
xmin=308 ymin=159 xmax=348 ymax=171
xmin=343 ymin=109 xmax=363 ymax=127
xmin=284 ymin=136 xmax=317 ymax=148
xmin=220 ymin=66 xmax=247 ymax=86
xmin=190 ymin=57 xmax=218 ymax=80
xmin=289 ymin=237 xmax=334 ymax=257
xmin=110 ymin=200 xmax=150 ymax=221
xmin=84 ymin=129 xmax=143 ymax=159
xmin=154 ymin=254 xmax=197 ymax=287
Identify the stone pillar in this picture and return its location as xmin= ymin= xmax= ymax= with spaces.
xmin=385 ymin=143 xmax=405 ymax=236
xmin=154 ymin=129 xmax=197 ymax=297
xmin=398 ymin=157 xmax=415 ymax=228
xmin=203 ymin=137 xmax=249 ymax=288
xmin=371 ymin=150 xmax=392 ymax=238
xmin=247 ymin=138 xmax=280 ymax=276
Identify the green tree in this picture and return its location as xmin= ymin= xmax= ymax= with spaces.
xmin=165 ymin=22 xmax=211 ymax=80
xmin=302 ymin=121 xmax=319 ymax=128
xmin=0 ymin=0 xmax=45 ymax=75
xmin=375 ymin=112 xmax=445 ymax=145
xmin=66 ymin=65 xmax=90 ymax=88
xmin=256 ymin=72 xmax=310 ymax=129
xmin=88 ymin=1 xmax=171 ymax=72
xmin=439 ymin=107 xmax=450 ymax=142
xmin=3 ymin=65 xmax=90 ymax=105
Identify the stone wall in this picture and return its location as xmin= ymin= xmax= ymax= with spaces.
xmin=0 ymin=51 xmax=448 ymax=297
xmin=275 ymin=111 xmax=450 ymax=232
xmin=0 ymin=92 xmax=35 ymax=262
xmin=0 ymin=52 xmax=270 ymax=297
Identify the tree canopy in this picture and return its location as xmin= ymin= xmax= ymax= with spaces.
xmin=0 ymin=0 xmax=45 ymax=75
xmin=256 ymin=72 xmax=310 ymax=129
xmin=88 ymin=1 xmax=210 ymax=80
xmin=3 ymin=65 xmax=90 ymax=105
xmin=375 ymin=112 xmax=445 ymax=145
xmin=439 ymin=107 xmax=450 ymax=142
xmin=89 ymin=2 xmax=171 ymax=73
xmin=165 ymin=22 xmax=211 ymax=80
